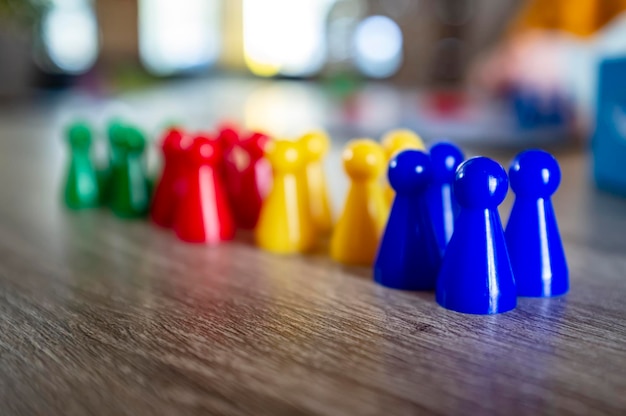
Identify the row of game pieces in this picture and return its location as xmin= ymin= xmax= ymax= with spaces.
xmin=62 ymin=121 xmax=422 ymax=235
xmin=62 ymin=122 xmax=568 ymax=315
xmin=63 ymin=121 xmax=153 ymax=216
xmin=62 ymin=121 xmax=270 ymax=224
xmin=375 ymin=148 xmax=568 ymax=315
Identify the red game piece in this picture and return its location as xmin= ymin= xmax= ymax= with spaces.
xmin=217 ymin=122 xmax=240 ymax=148
xmin=173 ymin=134 xmax=235 ymax=243
xmin=151 ymin=128 xmax=189 ymax=227
xmin=222 ymin=131 xmax=272 ymax=229
xmin=216 ymin=121 xmax=240 ymax=184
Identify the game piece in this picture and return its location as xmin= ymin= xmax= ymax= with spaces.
xmin=63 ymin=122 xmax=100 ymax=209
xmin=300 ymin=130 xmax=333 ymax=234
xmin=426 ymin=142 xmax=464 ymax=252
xmin=380 ymin=129 xmax=425 ymax=206
xmin=108 ymin=125 xmax=151 ymax=218
xmin=217 ymin=122 xmax=240 ymax=147
xmin=331 ymin=139 xmax=388 ymax=266
xmin=505 ymin=150 xmax=568 ymax=297
xmin=436 ymin=157 xmax=516 ymax=314
xmin=255 ymin=139 xmax=315 ymax=253
xmin=222 ymin=131 xmax=272 ymax=229
xmin=173 ymin=134 xmax=235 ymax=243
xmin=374 ymin=150 xmax=442 ymax=290
xmin=98 ymin=121 xmax=125 ymax=204
xmin=150 ymin=128 xmax=188 ymax=228
xmin=592 ymin=57 xmax=626 ymax=196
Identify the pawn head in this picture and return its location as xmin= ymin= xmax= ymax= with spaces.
xmin=342 ymin=139 xmax=386 ymax=181
xmin=242 ymin=132 xmax=270 ymax=160
xmin=161 ymin=128 xmax=186 ymax=155
xmin=107 ymin=120 xmax=126 ymax=147
xmin=454 ymin=157 xmax=508 ymax=209
xmin=388 ymin=150 xmax=433 ymax=195
xmin=218 ymin=124 xmax=239 ymax=149
xmin=381 ymin=129 xmax=425 ymax=160
xmin=125 ymin=127 xmax=147 ymax=153
xmin=265 ymin=139 xmax=306 ymax=172
xmin=300 ymin=130 xmax=330 ymax=162
xmin=509 ymin=149 xmax=561 ymax=198
xmin=430 ymin=142 xmax=464 ymax=184
xmin=66 ymin=122 xmax=92 ymax=149
xmin=187 ymin=135 xmax=222 ymax=165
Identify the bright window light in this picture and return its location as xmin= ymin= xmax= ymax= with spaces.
xmin=139 ymin=0 xmax=220 ymax=75
xmin=243 ymin=0 xmax=335 ymax=77
xmin=42 ymin=0 xmax=99 ymax=74
xmin=353 ymin=15 xmax=403 ymax=79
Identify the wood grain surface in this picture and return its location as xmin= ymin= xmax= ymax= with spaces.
xmin=0 ymin=93 xmax=626 ymax=416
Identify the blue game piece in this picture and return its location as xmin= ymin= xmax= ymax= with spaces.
xmin=592 ymin=57 xmax=626 ymax=196
xmin=436 ymin=157 xmax=516 ymax=314
xmin=426 ymin=142 xmax=464 ymax=253
xmin=505 ymin=150 xmax=568 ymax=297
xmin=374 ymin=150 xmax=442 ymax=290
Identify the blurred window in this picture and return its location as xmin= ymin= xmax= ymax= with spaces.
xmin=42 ymin=0 xmax=99 ymax=74
xmin=139 ymin=0 xmax=220 ymax=75
xmin=353 ymin=15 xmax=403 ymax=78
xmin=243 ymin=0 xmax=336 ymax=77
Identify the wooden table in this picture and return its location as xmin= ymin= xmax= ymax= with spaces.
xmin=1 ymin=89 xmax=626 ymax=416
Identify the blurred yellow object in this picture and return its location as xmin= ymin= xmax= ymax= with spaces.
xmin=331 ymin=139 xmax=388 ymax=266
xmin=511 ymin=0 xmax=626 ymax=37
xmin=299 ymin=130 xmax=333 ymax=235
xmin=255 ymin=139 xmax=315 ymax=254
xmin=380 ymin=129 xmax=425 ymax=206
xmin=244 ymin=57 xmax=281 ymax=77
xmin=220 ymin=0 xmax=246 ymax=69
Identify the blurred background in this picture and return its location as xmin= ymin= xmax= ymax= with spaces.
xmin=2 ymin=0 xmax=626 ymax=148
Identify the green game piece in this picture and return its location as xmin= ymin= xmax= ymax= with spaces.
xmin=99 ymin=120 xmax=126 ymax=205
xmin=108 ymin=124 xmax=151 ymax=218
xmin=63 ymin=122 xmax=100 ymax=209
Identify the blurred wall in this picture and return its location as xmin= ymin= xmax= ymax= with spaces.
xmin=96 ymin=0 xmax=139 ymax=65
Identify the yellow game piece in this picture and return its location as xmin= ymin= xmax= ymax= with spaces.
xmin=299 ymin=130 xmax=333 ymax=235
xmin=330 ymin=139 xmax=389 ymax=266
xmin=380 ymin=129 xmax=425 ymax=206
xmin=255 ymin=139 xmax=316 ymax=254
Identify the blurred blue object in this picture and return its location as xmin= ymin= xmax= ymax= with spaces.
xmin=592 ymin=57 xmax=626 ymax=196
xmin=426 ymin=142 xmax=464 ymax=253
xmin=509 ymin=87 xmax=572 ymax=130
xmin=374 ymin=150 xmax=441 ymax=291
xmin=436 ymin=157 xmax=516 ymax=315
xmin=505 ymin=150 xmax=569 ymax=297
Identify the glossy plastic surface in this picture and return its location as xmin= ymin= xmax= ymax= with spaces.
xmin=108 ymin=126 xmax=151 ymax=218
xmin=380 ymin=129 xmax=425 ymax=206
xmin=173 ymin=135 xmax=235 ymax=244
xmin=374 ymin=150 xmax=442 ymax=290
xmin=255 ymin=139 xmax=315 ymax=254
xmin=505 ymin=149 xmax=569 ymax=297
xmin=99 ymin=120 xmax=126 ymax=205
xmin=63 ymin=122 xmax=100 ymax=209
xmin=222 ymin=129 xmax=272 ymax=230
xmin=426 ymin=142 xmax=464 ymax=252
xmin=150 ymin=128 xmax=189 ymax=227
xmin=436 ymin=157 xmax=517 ymax=314
xmin=300 ymin=130 xmax=333 ymax=234
xmin=331 ymin=139 xmax=388 ymax=266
